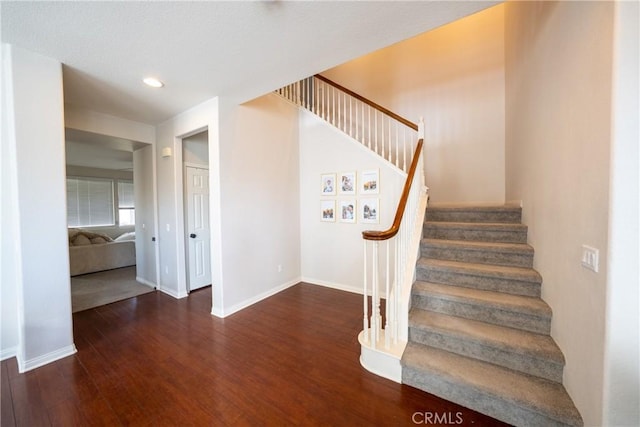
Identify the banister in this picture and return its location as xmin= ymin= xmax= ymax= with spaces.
xmin=315 ymin=74 xmax=418 ymax=132
xmin=362 ymin=138 xmax=424 ymax=241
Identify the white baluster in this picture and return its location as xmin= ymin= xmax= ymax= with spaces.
xmin=363 ymin=241 xmax=369 ymax=343
xmin=388 ymin=118 xmax=392 ymax=162
xmin=371 ymin=242 xmax=378 ymax=347
xmin=403 ymin=128 xmax=407 ymax=172
xmin=374 ymin=110 xmax=378 ymax=154
xmin=385 ymin=239 xmax=390 ymax=349
xmin=368 ymin=107 xmax=372 ymax=149
xmin=332 ymin=86 xmax=335 ymax=126
xmin=349 ymin=97 xmax=353 ymax=137
xmin=395 ymin=122 xmax=399 ymax=169
xmin=381 ymin=114 xmax=385 ymax=159
xmin=394 ymin=237 xmax=399 ymax=344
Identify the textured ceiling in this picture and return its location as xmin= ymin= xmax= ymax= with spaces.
xmin=2 ymin=1 xmax=498 ymax=125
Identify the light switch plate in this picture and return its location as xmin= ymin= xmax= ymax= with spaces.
xmin=581 ymin=245 xmax=599 ymax=272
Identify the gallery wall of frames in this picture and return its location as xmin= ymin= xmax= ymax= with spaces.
xmin=320 ymin=169 xmax=379 ymax=224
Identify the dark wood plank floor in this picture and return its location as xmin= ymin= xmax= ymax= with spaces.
xmin=1 ymin=283 xmax=510 ymax=426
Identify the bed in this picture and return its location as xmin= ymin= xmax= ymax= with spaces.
xmin=68 ymin=229 xmax=136 ymax=276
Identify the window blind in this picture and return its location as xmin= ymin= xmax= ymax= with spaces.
xmin=67 ymin=177 xmax=114 ymax=227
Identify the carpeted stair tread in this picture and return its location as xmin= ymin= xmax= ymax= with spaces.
xmin=424 ymin=221 xmax=529 ymax=243
xmin=425 ymin=205 xmax=522 ymax=224
xmin=422 ymin=238 xmax=533 ymax=254
xmin=418 ymin=258 xmax=542 ymax=283
xmin=422 ymin=238 xmax=534 ymax=268
xmin=413 ymin=281 xmax=551 ymax=318
xmin=408 ymin=310 xmax=565 ymax=380
xmin=402 ymin=343 xmax=583 ymax=426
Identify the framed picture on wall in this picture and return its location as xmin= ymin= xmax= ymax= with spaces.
xmin=339 ymin=200 xmax=357 ymax=223
xmin=321 ymin=200 xmax=335 ymax=222
xmin=321 ymin=173 xmax=336 ymax=196
xmin=338 ymin=171 xmax=356 ymax=195
xmin=360 ymin=169 xmax=379 ymax=194
xmin=361 ymin=198 xmax=379 ymax=224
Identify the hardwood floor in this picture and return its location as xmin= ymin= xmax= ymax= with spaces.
xmin=1 ymin=283 xmax=510 ymax=426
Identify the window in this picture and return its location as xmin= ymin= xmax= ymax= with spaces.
xmin=118 ymin=181 xmax=135 ymax=226
xmin=67 ymin=177 xmax=114 ymax=227
xmin=66 ymin=177 xmax=135 ymax=228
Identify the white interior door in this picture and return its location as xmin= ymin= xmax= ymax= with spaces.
xmin=185 ymin=166 xmax=211 ymax=291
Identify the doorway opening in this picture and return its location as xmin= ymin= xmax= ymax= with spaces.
xmin=181 ymin=130 xmax=212 ymax=293
xmin=64 ymin=128 xmax=158 ymax=312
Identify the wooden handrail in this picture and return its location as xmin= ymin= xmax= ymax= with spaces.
xmin=315 ymin=74 xmax=418 ymax=132
xmin=362 ymin=138 xmax=424 ymax=241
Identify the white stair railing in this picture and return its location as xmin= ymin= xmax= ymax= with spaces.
xmin=276 ymin=75 xmax=428 ymax=381
xmin=361 ymin=130 xmax=425 ymax=352
xmin=275 ymin=75 xmax=419 ymax=174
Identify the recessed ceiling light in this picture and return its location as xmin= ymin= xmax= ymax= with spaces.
xmin=143 ymin=77 xmax=164 ymax=88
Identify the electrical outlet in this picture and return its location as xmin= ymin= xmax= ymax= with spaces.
xmin=277 ymin=264 xmax=283 ymax=273
xmin=581 ymin=245 xmax=599 ymax=272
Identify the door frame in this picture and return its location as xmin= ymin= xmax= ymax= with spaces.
xmin=183 ymin=163 xmax=211 ymax=292
xmin=174 ymin=127 xmax=209 ymax=298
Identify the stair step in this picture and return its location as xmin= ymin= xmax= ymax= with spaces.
xmin=412 ymin=281 xmax=551 ymax=334
xmin=402 ymin=343 xmax=583 ymax=426
xmin=424 ymin=221 xmax=528 ymax=243
xmin=416 ymin=259 xmax=542 ymax=297
xmin=408 ymin=310 xmax=564 ymax=382
xmin=426 ymin=204 xmax=522 ymax=224
xmin=422 ymin=238 xmax=534 ymax=268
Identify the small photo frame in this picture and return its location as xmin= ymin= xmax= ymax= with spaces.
xmin=339 ymin=200 xmax=356 ymax=223
xmin=361 ymin=169 xmax=379 ymax=194
xmin=339 ymin=171 xmax=356 ymax=195
xmin=361 ymin=198 xmax=379 ymax=224
xmin=321 ymin=200 xmax=335 ymax=222
xmin=321 ymin=173 xmax=336 ymax=196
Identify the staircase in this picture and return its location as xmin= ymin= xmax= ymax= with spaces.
xmin=402 ymin=204 xmax=583 ymax=426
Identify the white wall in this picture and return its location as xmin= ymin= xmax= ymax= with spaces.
xmin=299 ymin=110 xmax=405 ymax=292
xmin=214 ymin=94 xmax=301 ymax=315
xmin=1 ymin=44 xmax=75 ymax=370
xmin=134 ymin=144 xmax=158 ymax=287
xmin=65 ymin=105 xmax=155 ymax=145
xmin=603 ymin=2 xmax=640 ymax=425
xmin=156 ymin=98 xmax=222 ymax=303
xmin=323 ymin=4 xmax=505 ymax=204
xmin=504 ymin=2 xmax=614 ymax=424
xmin=183 ymin=130 xmax=209 ymax=166
xmin=1 ymin=44 xmax=20 ymax=360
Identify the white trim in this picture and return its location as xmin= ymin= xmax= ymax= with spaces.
xmin=211 ymin=278 xmax=301 ymax=318
xmin=300 ymin=276 xmax=362 ymax=295
xmin=358 ymin=330 xmax=406 ymax=383
xmin=136 ymin=276 xmax=157 ymax=288
xmin=1 ymin=346 xmax=18 ymax=361
xmin=17 ymin=344 xmax=77 ymax=373
xmin=158 ymin=285 xmax=188 ymax=299
xmin=183 ymin=162 xmax=209 ymax=170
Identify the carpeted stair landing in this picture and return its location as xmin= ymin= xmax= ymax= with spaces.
xmin=401 ymin=204 xmax=583 ymax=427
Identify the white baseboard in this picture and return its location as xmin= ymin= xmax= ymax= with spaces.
xmin=158 ymin=286 xmax=188 ymax=299
xmin=0 ymin=346 xmax=18 ymax=361
xmin=17 ymin=344 xmax=77 ymax=373
xmin=300 ymin=276 xmax=362 ymax=295
xmin=211 ymin=277 xmax=301 ymax=318
xmin=136 ymin=276 xmax=157 ymax=288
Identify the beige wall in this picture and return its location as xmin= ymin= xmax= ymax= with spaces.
xmin=298 ymin=109 xmax=406 ymax=293
xmin=505 ymin=2 xmax=614 ymax=424
xmin=323 ymin=4 xmax=505 ymax=204
xmin=215 ymin=94 xmax=302 ymax=315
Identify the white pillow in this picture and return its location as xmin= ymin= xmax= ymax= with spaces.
xmin=114 ymin=231 xmax=135 ymax=242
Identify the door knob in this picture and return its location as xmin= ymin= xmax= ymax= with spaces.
xmin=190 ymin=233 xmax=197 ymax=238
